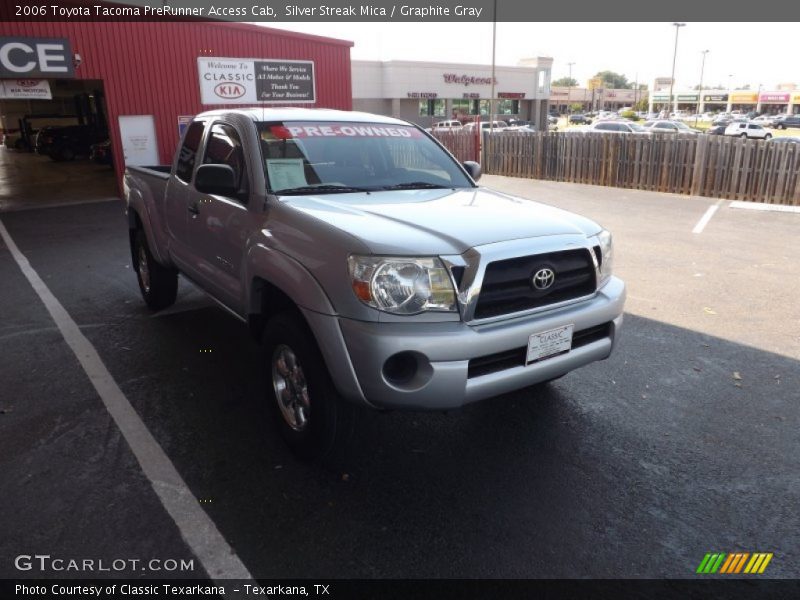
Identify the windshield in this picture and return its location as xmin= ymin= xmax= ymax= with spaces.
xmin=674 ymin=121 xmax=692 ymax=130
xmin=257 ymin=121 xmax=473 ymax=195
xmin=629 ymin=123 xmax=647 ymax=132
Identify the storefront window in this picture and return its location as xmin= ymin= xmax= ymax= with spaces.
xmin=451 ymin=99 xmax=470 ymax=118
xmin=419 ymin=99 xmax=445 ymax=117
xmin=496 ymin=100 xmax=519 ymax=115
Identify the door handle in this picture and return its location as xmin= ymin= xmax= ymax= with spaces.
xmin=187 ymin=203 xmax=199 ymax=216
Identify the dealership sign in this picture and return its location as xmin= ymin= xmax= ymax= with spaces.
xmin=0 ymin=79 xmax=52 ymax=99
xmin=703 ymin=94 xmax=728 ymax=102
xmin=198 ymin=57 xmax=315 ymax=104
xmin=0 ymin=37 xmax=74 ymax=78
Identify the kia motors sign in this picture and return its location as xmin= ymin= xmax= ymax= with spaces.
xmin=0 ymin=79 xmax=52 ymax=100
xmin=0 ymin=37 xmax=73 ymax=79
xmin=198 ymin=57 xmax=315 ymax=105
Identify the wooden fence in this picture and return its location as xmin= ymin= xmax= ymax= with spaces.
xmin=432 ymin=128 xmax=480 ymax=163
xmin=433 ymin=130 xmax=800 ymax=205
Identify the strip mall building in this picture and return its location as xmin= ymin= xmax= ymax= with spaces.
xmin=351 ymin=58 xmax=554 ymax=130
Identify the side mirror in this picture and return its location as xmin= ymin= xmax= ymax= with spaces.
xmin=195 ymin=164 xmax=237 ymax=196
xmin=463 ymin=161 xmax=481 ymax=182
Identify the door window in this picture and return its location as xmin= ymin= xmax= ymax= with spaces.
xmin=202 ymin=123 xmax=248 ymax=197
xmin=175 ymin=121 xmax=204 ymax=182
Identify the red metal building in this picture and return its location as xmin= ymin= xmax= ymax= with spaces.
xmin=0 ymin=19 xmax=353 ymax=180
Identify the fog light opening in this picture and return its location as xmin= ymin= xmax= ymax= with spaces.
xmin=382 ymin=352 xmax=418 ymax=386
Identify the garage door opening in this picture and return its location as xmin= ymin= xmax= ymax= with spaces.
xmin=0 ymin=78 xmax=118 ymax=212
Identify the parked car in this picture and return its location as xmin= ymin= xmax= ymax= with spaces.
xmin=773 ymin=115 xmax=800 ymax=130
xmin=569 ymin=114 xmax=592 ymax=125
xmin=90 ymin=139 xmax=113 ymax=165
xmin=463 ymin=120 xmax=509 ymax=132
xmin=36 ymin=124 xmax=108 ymax=161
xmin=766 ymin=136 xmax=800 ymax=144
xmin=751 ymin=115 xmax=779 ymax=127
xmin=642 ymin=120 xmax=700 ymax=135
xmin=589 ymin=121 xmax=650 ymax=134
xmin=123 ymin=108 xmax=625 ymax=459
xmin=547 ymin=115 xmax=558 ymax=125
xmin=706 ymin=124 xmax=728 ymax=136
xmin=724 ymin=122 xmax=772 ymax=140
xmin=505 ymin=119 xmax=536 ymax=132
xmin=429 ymin=120 xmax=463 ymax=132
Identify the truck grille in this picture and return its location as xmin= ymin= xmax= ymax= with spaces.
xmin=467 ymin=322 xmax=612 ymax=379
xmin=473 ymin=249 xmax=596 ymax=319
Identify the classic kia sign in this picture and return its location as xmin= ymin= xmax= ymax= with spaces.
xmin=0 ymin=37 xmax=74 ymax=78
xmin=198 ymin=57 xmax=315 ymax=105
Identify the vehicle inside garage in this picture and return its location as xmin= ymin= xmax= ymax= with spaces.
xmin=1 ymin=78 xmax=116 ymax=211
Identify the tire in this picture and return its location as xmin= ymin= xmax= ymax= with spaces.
xmin=133 ymin=229 xmax=178 ymax=311
xmin=740 ymin=133 xmax=748 ymax=139
xmin=779 ymin=124 xmax=786 ymax=130
xmin=764 ymin=134 xmax=772 ymax=140
xmin=262 ymin=311 xmax=356 ymax=461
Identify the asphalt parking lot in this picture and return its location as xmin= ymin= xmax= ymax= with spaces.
xmin=1 ymin=150 xmax=798 ymax=582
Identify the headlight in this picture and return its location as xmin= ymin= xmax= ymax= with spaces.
xmin=595 ymin=229 xmax=614 ymax=283
xmin=348 ymin=256 xmax=457 ymax=315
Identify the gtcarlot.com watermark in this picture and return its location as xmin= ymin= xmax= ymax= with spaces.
xmin=14 ymin=554 xmax=195 ymax=573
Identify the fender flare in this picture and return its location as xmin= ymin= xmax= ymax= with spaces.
xmin=245 ymin=243 xmax=336 ymax=317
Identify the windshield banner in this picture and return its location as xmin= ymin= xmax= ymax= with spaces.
xmin=275 ymin=124 xmax=424 ymax=139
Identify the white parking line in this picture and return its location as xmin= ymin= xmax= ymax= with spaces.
xmin=729 ymin=200 xmax=800 ymax=214
xmin=0 ymin=219 xmax=254 ymax=583
xmin=692 ymin=200 xmax=724 ymax=234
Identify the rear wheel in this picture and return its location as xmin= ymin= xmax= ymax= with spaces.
xmin=262 ymin=311 xmax=356 ymax=460
xmin=740 ymin=133 xmax=748 ymax=139
xmin=133 ymin=229 xmax=178 ymax=311
xmin=764 ymin=134 xmax=772 ymax=140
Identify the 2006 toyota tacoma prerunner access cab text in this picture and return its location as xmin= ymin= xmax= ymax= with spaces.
xmin=124 ymin=108 xmax=626 ymax=458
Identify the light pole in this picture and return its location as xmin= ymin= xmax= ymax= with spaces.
xmin=695 ymin=50 xmax=709 ymax=126
xmin=489 ymin=0 xmax=497 ymax=130
xmin=727 ymin=74 xmax=733 ymax=113
xmin=667 ymin=22 xmax=686 ymax=118
xmin=567 ymin=61 xmax=575 ymax=116
xmin=756 ymin=83 xmax=763 ymax=114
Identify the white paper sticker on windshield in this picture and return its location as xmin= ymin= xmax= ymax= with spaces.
xmin=266 ymin=158 xmax=307 ymax=191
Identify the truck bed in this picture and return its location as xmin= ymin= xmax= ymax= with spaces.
xmin=124 ymin=165 xmax=171 ymax=214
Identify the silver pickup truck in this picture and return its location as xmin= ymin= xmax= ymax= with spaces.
xmin=124 ymin=108 xmax=625 ymax=458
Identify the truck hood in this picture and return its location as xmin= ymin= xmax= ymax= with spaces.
xmin=280 ymin=187 xmax=602 ymax=255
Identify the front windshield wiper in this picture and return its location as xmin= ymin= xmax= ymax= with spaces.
xmin=379 ymin=182 xmax=451 ymax=190
xmin=273 ymin=184 xmax=374 ymax=195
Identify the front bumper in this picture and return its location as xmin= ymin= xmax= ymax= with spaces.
xmin=306 ymin=276 xmax=626 ymax=410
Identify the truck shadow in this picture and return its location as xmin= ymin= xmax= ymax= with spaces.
xmin=135 ymin=304 xmax=799 ymax=579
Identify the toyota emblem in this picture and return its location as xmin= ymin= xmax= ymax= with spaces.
xmin=532 ymin=267 xmax=555 ymax=290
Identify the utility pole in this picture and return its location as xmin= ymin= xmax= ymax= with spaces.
xmin=695 ymin=50 xmax=709 ymax=126
xmin=668 ymin=23 xmax=686 ymax=118
xmin=489 ymin=0 xmax=497 ymax=131
xmin=567 ymin=61 xmax=575 ymax=116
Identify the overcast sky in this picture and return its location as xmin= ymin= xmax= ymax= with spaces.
xmin=267 ymin=22 xmax=797 ymax=90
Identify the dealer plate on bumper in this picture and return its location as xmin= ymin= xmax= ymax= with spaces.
xmin=526 ymin=324 xmax=574 ymax=364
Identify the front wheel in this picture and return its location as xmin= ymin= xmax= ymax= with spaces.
xmin=764 ymin=134 xmax=772 ymax=140
xmin=262 ymin=311 xmax=356 ymax=460
xmin=133 ymin=229 xmax=178 ymax=311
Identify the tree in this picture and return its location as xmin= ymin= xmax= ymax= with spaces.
xmin=552 ymin=77 xmax=579 ymax=87
xmin=593 ymin=70 xmax=633 ymax=89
